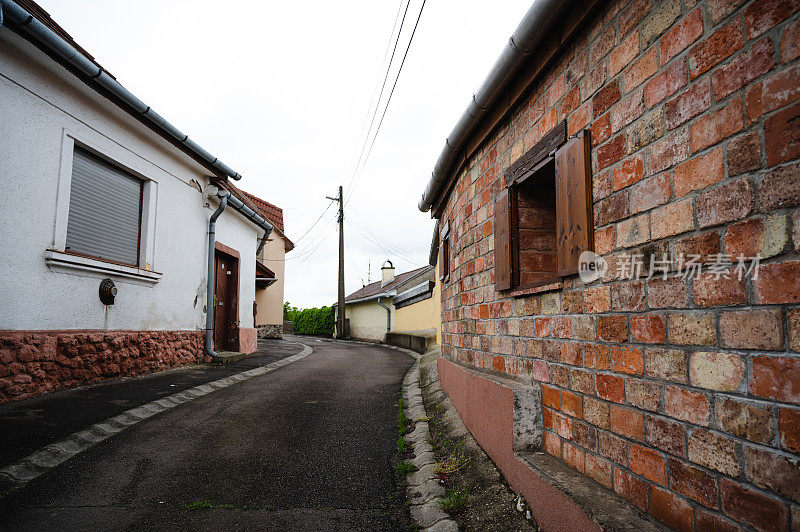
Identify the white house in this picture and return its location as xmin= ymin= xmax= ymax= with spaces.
xmin=0 ymin=0 xmax=273 ymax=403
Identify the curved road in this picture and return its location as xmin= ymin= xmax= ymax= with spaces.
xmin=0 ymin=337 xmax=414 ymax=531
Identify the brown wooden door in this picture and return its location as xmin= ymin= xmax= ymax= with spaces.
xmin=213 ymin=250 xmax=239 ymax=351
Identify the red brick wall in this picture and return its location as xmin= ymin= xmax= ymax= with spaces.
xmin=437 ymin=1 xmax=800 ymax=529
xmin=0 ymin=330 xmax=204 ymax=404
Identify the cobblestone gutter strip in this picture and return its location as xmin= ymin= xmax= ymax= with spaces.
xmin=0 ymin=341 xmax=313 ymax=498
xmin=399 ymin=347 xmax=458 ymax=532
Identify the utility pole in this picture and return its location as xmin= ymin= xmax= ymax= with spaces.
xmin=327 ymin=186 xmax=345 ymax=338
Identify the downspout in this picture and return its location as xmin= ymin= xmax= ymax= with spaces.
xmin=204 ymin=190 xmax=274 ymax=358
xmin=377 ymin=298 xmax=391 ymax=334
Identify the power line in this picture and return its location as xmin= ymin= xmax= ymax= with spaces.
xmin=346 ymin=219 xmax=423 ymax=269
xmin=347 ymin=208 xmax=422 ymax=264
xmin=345 ymin=0 xmax=427 ymax=206
xmin=292 ymin=199 xmax=335 ymax=244
xmin=343 ymin=0 xmax=411 ymax=198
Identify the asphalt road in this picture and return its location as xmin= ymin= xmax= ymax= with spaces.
xmin=0 ymin=337 xmax=414 ymax=531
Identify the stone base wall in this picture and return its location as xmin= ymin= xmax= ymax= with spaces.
xmin=0 ymin=330 xmax=204 ymax=404
xmin=257 ymin=324 xmax=283 ymax=339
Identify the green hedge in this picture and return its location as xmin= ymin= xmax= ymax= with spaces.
xmin=292 ymin=306 xmax=334 ymax=337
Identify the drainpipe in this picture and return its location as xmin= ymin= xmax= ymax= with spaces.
xmin=377 ymin=298 xmax=391 ymax=334
xmin=204 ymin=190 xmax=274 ymax=358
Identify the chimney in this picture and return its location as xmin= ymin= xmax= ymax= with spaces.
xmin=381 ymin=260 xmax=395 ymax=287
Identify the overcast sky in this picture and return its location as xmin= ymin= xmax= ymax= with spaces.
xmin=39 ymin=0 xmax=531 ymax=308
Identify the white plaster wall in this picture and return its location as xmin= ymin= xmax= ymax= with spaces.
xmin=0 ymin=31 xmax=260 ymax=331
xmin=344 ymin=298 xmax=395 ymax=342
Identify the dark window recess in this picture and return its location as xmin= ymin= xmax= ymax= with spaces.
xmin=65 ymin=147 xmax=143 ymax=267
xmin=439 ymin=220 xmax=450 ymax=281
xmin=494 ymin=122 xmax=593 ymax=291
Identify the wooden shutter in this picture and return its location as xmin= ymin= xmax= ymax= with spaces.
xmin=494 ymin=188 xmax=513 ymax=290
xmin=555 ymin=130 xmax=593 ymax=277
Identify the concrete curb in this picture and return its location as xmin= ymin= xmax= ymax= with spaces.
xmin=0 ymin=341 xmax=314 ymax=498
xmin=399 ymin=349 xmax=458 ymax=532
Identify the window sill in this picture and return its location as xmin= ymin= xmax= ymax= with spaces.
xmin=509 ymin=281 xmax=563 ymax=298
xmin=45 ymin=250 xmax=162 ymax=284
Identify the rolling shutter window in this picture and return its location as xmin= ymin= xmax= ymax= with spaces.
xmin=554 ymin=130 xmax=593 ymax=277
xmin=65 ymin=147 xmax=143 ymax=266
xmin=494 ymin=188 xmax=514 ymax=290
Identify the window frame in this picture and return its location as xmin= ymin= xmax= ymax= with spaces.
xmin=494 ymin=121 xmax=593 ymax=295
xmin=440 ymin=220 xmax=450 ymax=283
xmin=48 ymin=130 xmax=161 ymax=284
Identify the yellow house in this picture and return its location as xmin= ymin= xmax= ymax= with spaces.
xmin=336 ymin=261 xmax=435 ymax=342
xmin=394 ymin=227 xmax=442 ymax=345
xmin=241 ymin=190 xmax=294 ymax=338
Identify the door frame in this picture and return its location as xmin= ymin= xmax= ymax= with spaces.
xmin=213 ymin=241 xmax=240 ymax=351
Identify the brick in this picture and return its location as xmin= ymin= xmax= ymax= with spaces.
xmin=692 ymin=272 xmax=747 ymax=307
xmin=650 ymin=486 xmax=694 ymax=532
xmin=568 ymin=103 xmax=590 ymax=136
xmin=617 ymin=215 xmax=650 ymax=247
xmin=647 ymin=128 xmax=690 ymax=173
xmin=674 ymin=147 xmax=724 ymax=197
xmin=689 ymin=429 xmax=741 ymax=476
xmin=744 ymin=0 xmax=800 ymax=39
xmin=630 ymin=443 xmax=666 ymax=484
xmin=594 ymin=79 xmax=621 ymax=117
xmin=630 ymin=173 xmax=670 ymax=213
xmin=626 ymin=378 xmax=660 ymax=411
xmin=766 ymin=101 xmax=800 ymax=166
xmin=585 ymin=453 xmax=613 ymax=488
xmin=691 ymin=97 xmax=745 ymax=152
xmin=697 ymin=178 xmax=753 ymax=228
xmin=645 ymin=347 xmax=686 ymax=382
xmin=641 ymin=0 xmax=681 ymax=47
xmin=660 ymin=7 xmax=704 ymax=64
xmin=592 ymin=113 xmax=613 ymax=151
xmin=619 ymin=0 xmax=652 ymax=37
xmin=584 ymin=285 xmax=611 ymax=313
xmin=553 ymin=411 xmax=574 ymax=439
xmin=624 ymin=46 xmax=658 ymax=92
xmin=563 ymin=341 xmax=585 ymax=364
xmin=611 ymin=346 xmax=644 ymax=375
xmin=600 ymin=430 xmax=628 ymax=467
xmin=611 ymin=405 xmax=644 ymax=440
xmin=746 ymin=63 xmax=800 ymax=121
xmin=690 ymin=351 xmax=745 ymax=392
xmin=727 ymin=214 xmax=787 ymax=259
xmin=563 ymin=441 xmax=586 ymax=473
xmin=571 ymin=369 xmax=595 ymax=396
xmin=541 ymin=292 xmax=561 ymax=314
xmin=561 ymin=390 xmax=583 ymax=419
xmin=562 ymin=291 xmax=583 ymax=314
xmin=597 ymin=134 xmax=627 ymax=169
xmin=626 ymin=106 xmax=665 ymax=152
xmin=648 ymin=277 xmax=688 ymax=309
xmin=791 ymin=308 xmax=800 ymax=351
xmin=665 ymin=385 xmax=710 ymax=425
xmin=727 ymin=132 xmax=762 ymax=176
xmin=745 ymin=445 xmax=800 ymax=503
xmin=585 ymin=343 xmax=611 ymax=370
xmin=720 ymin=308 xmax=784 ymax=350
xmin=645 ymin=415 xmax=686 ymax=456
xmin=597 ymin=373 xmax=625 ymax=403
xmin=779 ymin=407 xmax=800 ymax=452
xmin=612 ymin=90 xmax=645 ymax=133
xmin=573 ymin=420 xmax=598 ymax=451
xmin=630 ymin=315 xmax=666 ymax=343
xmin=594 ymin=225 xmax=615 ymax=255
xmin=584 ymin=397 xmax=610 ymax=429
xmin=688 ymin=20 xmax=744 ymax=80
xmin=614 ymin=467 xmax=649 ymax=511
xmin=598 ymin=315 xmax=628 ymax=342
xmin=760 ymin=162 xmax=800 ymax=212
xmin=694 ymin=508 xmax=743 ymax=532
xmin=651 ymin=200 xmax=694 ymax=239
xmin=542 ymin=384 xmax=560 ymax=409
xmin=610 ymin=31 xmax=640 ymax=78
xmin=668 ymin=457 xmax=718 ymax=507
xmin=751 ymin=355 xmax=800 ymax=404
xmin=544 ymin=430 xmax=561 ymax=457
xmin=721 ymin=478 xmax=789 ymax=532
xmin=646 ymin=58 xmax=686 ymax=108
xmin=612 ymin=154 xmax=644 ymax=191
xmin=708 ymin=0 xmax=748 ymax=23
xmin=666 ymin=79 xmax=712 ymax=130
xmin=673 ymin=231 xmax=721 ymax=262
xmin=612 ymin=281 xmax=645 ymax=311
xmin=713 ymin=37 xmax=777 ymax=100
xmin=782 ymin=17 xmax=800 ymax=62
xmin=591 ymin=24 xmax=617 ymax=63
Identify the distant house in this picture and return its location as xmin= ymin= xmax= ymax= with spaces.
xmin=0 ymin=0 xmax=274 ymax=403
xmin=241 ymin=190 xmax=295 ymax=338
xmin=335 ymin=262 xmax=434 ymax=342
xmin=394 ymin=228 xmax=442 ymax=345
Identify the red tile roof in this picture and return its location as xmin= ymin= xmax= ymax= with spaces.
xmin=241 ymin=190 xmax=284 ymax=233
